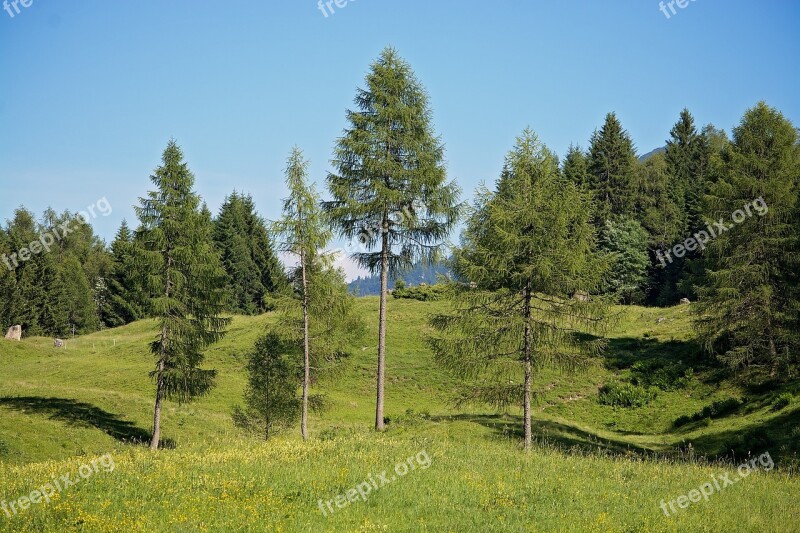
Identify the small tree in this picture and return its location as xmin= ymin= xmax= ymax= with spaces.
xmin=325 ymin=47 xmax=460 ymax=430
xmin=429 ymin=129 xmax=611 ymax=450
xmin=232 ymin=332 xmax=300 ymax=440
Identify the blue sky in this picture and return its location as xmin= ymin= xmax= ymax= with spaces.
xmin=1 ymin=0 xmax=798 ymax=278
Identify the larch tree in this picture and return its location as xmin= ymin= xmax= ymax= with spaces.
xmin=325 ymin=47 xmax=460 ymax=431
xmin=429 ymin=129 xmax=611 ymax=450
xmin=135 ymin=140 xmax=230 ymax=450
xmin=272 ymin=147 xmax=332 ymax=440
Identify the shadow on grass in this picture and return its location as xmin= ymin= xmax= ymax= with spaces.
xmin=604 ymin=336 xmax=705 ymax=370
xmin=431 ymin=413 xmax=652 ymax=457
xmin=0 ymin=396 xmax=172 ymax=448
xmin=679 ymin=406 xmax=800 ymax=463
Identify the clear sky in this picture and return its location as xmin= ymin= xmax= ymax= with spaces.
xmin=1 ymin=0 xmax=798 ymax=279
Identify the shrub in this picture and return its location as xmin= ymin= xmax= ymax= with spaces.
xmin=771 ymin=393 xmax=793 ymax=411
xmin=674 ymin=397 xmax=744 ymax=427
xmin=598 ymin=382 xmax=657 ymax=408
xmin=630 ymin=360 xmax=693 ymax=391
xmin=392 ymin=284 xmax=448 ymax=301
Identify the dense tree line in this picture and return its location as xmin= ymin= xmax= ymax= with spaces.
xmin=0 ymin=180 xmax=287 ymax=339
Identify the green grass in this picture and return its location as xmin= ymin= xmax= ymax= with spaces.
xmin=1 ymin=298 xmax=799 ymax=531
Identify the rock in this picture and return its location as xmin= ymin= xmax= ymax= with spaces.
xmin=54 ymin=338 xmax=65 ymax=348
xmin=573 ymin=291 xmax=590 ymax=302
xmin=657 ymin=317 xmax=666 ymax=324
xmin=680 ymin=298 xmax=691 ymax=305
xmin=4 ymin=325 xmax=21 ymax=341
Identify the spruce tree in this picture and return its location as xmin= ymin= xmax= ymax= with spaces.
xmin=562 ymin=144 xmax=589 ymax=188
xmin=105 ymin=221 xmax=147 ymax=326
xmin=60 ymin=255 xmax=98 ymax=333
xmin=213 ymin=192 xmax=286 ymax=314
xmin=135 ymin=140 xmax=230 ymax=450
xmin=598 ymin=216 xmax=650 ymax=304
xmin=694 ymin=102 xmax=800 ymax=378
xmin=664 ymin=109 xmax=711 ymax=300
xmin=325 ymin=47 xmax=460 ymax=430
xmin=587 ymin=113 xmax=638 ymax=223
xmin=429 ymin=129 xmax=611 ymax=450
xmin=665 ymin=109 xmax=709 ymax=235
xmin=633 ymin=153 xmax=685 ymax=305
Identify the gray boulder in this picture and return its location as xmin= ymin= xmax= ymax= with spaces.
xmin=4 ymin=325 xmax=22 ymax=341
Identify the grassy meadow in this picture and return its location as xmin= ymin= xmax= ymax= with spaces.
xmin=1 ymin=298 xmax=799 ymax=532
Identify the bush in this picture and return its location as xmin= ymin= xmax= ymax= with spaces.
xmin=387 ymin=409 xmax=431 ymax=428
xmin=392 ymin=283 xmax=448 ymax=301
xmin=598 ymin=382 xmax=657 ymax=408
xmin=674 ymin=397 xmax=744 ymax=427
xmin=771 ymin=393 xmax=793 ymax=411
xmin=630 ymin=360 xmax=693 ymax=391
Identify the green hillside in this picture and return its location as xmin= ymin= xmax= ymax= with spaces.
xmin=1 ymin=299 xmax=799 ymax=531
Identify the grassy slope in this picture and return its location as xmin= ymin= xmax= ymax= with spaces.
xmin=1 ymin=298 xmax=799 ymax=531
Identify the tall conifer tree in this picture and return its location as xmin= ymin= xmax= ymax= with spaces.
xmin=430 ymin=129 xmax=611 ymax=450
xmin=325 ymin=48 xmax=460 ymax=430
xmin=135 ymin=140 xmax=230 ymax=450
xmin=695 ymin=103 xmax=800 ymax=377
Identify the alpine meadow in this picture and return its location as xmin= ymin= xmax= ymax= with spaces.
xmin=1 ymin=2 xmax=799 ymax=532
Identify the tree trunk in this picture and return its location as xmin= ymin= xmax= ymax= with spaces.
xmin=523 ymin=281 xmax=533 ymax=451
xmin=375 ymin=220 xmax=389 ymax=431
xmin=769 ymin=333 xmax=779 ymax=378
xmin=150 ymin=253 xmax=172 ymax=451
xmin=150 ymin=352 xmax=165 ymax=450
xmin=301 ymin=249 xmax=310 ymax=440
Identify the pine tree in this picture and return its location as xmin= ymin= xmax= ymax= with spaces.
xmin=325 ymin=47 xmax=460 ymax=430
xmin=135 ymin=140 xmax=230 ymax=450
xmin=694 ymin=102 xmax=800 ymax=378
xmin=588 ymin=113 xmax=638 ymax=223
xmin=429 ymin=129 xmax=611 ymax=450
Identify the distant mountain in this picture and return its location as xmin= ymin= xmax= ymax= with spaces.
xmin=639 ymin=146 xmax=666 ymax=161
xmin=348 ymin=262 xmax=451 ymax=296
